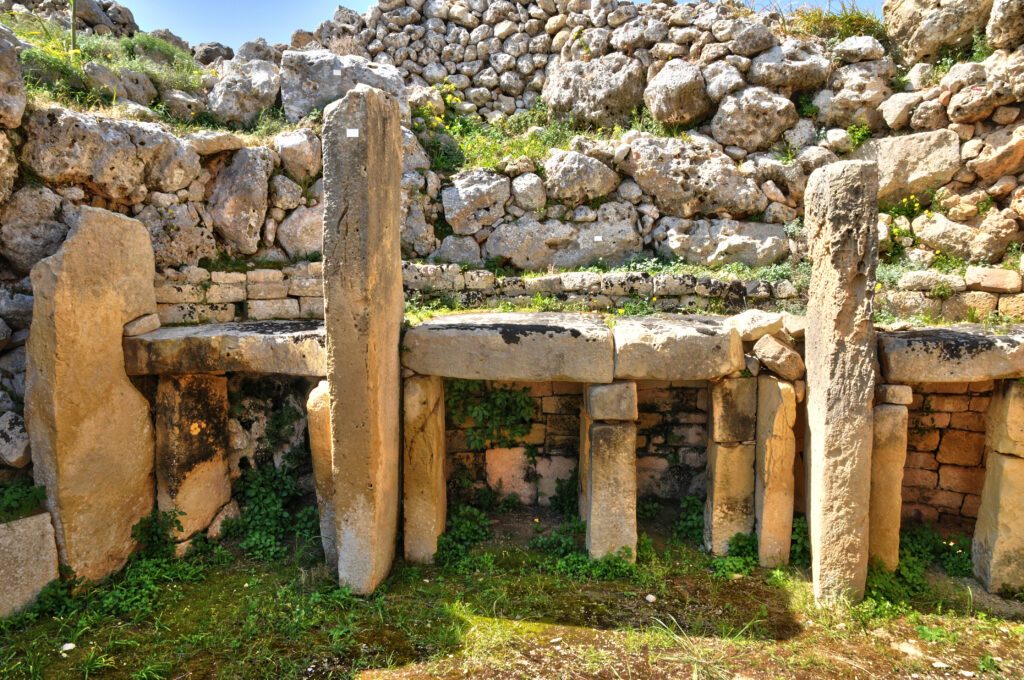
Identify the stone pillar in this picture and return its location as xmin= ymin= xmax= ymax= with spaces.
xmin=705 ymin=377 xmax=756 ymax=555
xmin=870 ymin=403 xmax=908 ymax=571
xmin=155 ymin=374 xmax=231 ymax=540
xmin=804 ymin=160 xmax=879 ymax=604
xmin=306 ymin=381 xmax=336 ymax=566
xmin=26 ymin=207 xmax=157 ymax=581
xmin=321 ymin=85 xmax=403 ymax=594
xmin=974 ymin=380 xmax=1024 ymax=592
xmin=403 ymin=374 xmax=446 ymax=564
xmin=581 ymin=382 xmax=638 ymax=560
xmin=755 ymin=375 xmax=797 ymax=567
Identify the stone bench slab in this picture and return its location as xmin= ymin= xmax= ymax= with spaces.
xmin=124 ymin=320 xmax=327 ymax=376
xmin=878 ymin=326 xmax=1024 ymax=384
xmin=612 ymin=315 xmax=744 ymax=381
xmin=402 ymin=312 xmax=615 ymax=383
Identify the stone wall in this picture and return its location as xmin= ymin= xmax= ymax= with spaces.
xmin=446 ymin=379 xmax=709 ymax=505
xmin=903 ymin=381 xmax=992 ymax=532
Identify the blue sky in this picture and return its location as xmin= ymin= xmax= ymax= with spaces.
xmin=127 ymin=0 xmax=884 ymax=50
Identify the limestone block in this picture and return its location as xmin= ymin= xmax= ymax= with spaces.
xmin=403 ymin=375 xmax=446 ymax=563
xmin=306 ymin=381 xmax=336 ymax=566
xmin=322 ymin=85 xmax=403 ymax=594
xmin=973 ymin=451 xmax=1024 ymax=593
xmin=124 ymin=320 xmax=327 ymax=377
xmin=753 ymin=334 xmax=805 ymax=381
xmin=123 ymin=313 xmax=161 ymax=337
xmin=710 ymin=377 xmax=757 ymax=443
xmin=537 ymin=456 xmax=577 ymax=506
xmin=705 ymin=440 xmax=755 ymax=555
xmin=248 ymin=298 xmax=301 ymax=320
xmin=804 ymin=160 xmax=878 ymax=604
xmin=403 ymin=312 xmax=614 ymax=383
xmin=26 ymin=206 xmax=157 ymax=581
xmin=878 ymin=328 xmax=1024 ymax=384
xmin=612 ymin=316 xmax=744 ymax=381
xmin=875 ymin=384 xmax=913 ymax=405
xmin=155 ymin=374 xmax=231 ymax=539
xmin=585 ymin=381 xmax=638 ymax=421
xmin=755 ymin=376 xmax=796 ymax=568
xmin=584 ymin=422 xmax=637 ymax=560
xmin=986 ymin=379 xmax=1024 ymax=457
xmin=870 ymin=404 xmax=908 ymax=572
xmin=0 ymin=411 xmax=30 ymax=468
xmin=723 ymin=309 xmax=783 ymax=341
xmin=0 ymin=513 xmax=59 ymax=617
xmin=157 ymin=303 xmax=236 ymax=325
xmin=485 ymin=447 xmax=537 ymax=504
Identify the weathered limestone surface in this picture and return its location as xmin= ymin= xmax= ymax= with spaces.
xmin=870 ymin=404 xmax=908 ymax=572
xmin=755 ymin=376 xmax=797 ymax=568
xmin=403 ymin=312 xmax=614 ymax=383
xmin=973 ymin=451 xmax=1024 ymax=593
xmin=306 ymin=381 xmax=337 ymax=566
xmin=986 ymin=379 xmax=1024 ymax=456
xmin=124 ymin=320 xmax=327 ymax=377
xmin=155 ymin=374 xmax=231 ymax=539
xmin=710 ymin=377 xmax=757 ymax=443
xmin=486 ymin=447 xmax=537 ymax=504
xmin=585 ymin=382 xmax=638 ymax=421
xmin=26 ymin=207 xmax=157 ymax=581
xmin=403 ymin=375 xmax=446 ymax=564
xmin=705 ymin=440 xmax=756 ymax=555
xmin=612 ymin=316 xmax=744 ymax=381
xmin=322 ymin=85 xmax=403 ymax=594
xmin=0 ymin=513 xmax=59 ymax=617
xmin=584 ymin=422 xmax=638 ymax=560
xmin=804 ymin=160 xmax=879 ymax=603
xmin=878 ymin=328 xmax=1024 ymax=384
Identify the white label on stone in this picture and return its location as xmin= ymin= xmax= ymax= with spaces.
xmin=333 ymin=70 xmax=342 ymax=76
xmin=346 ymin=129 xmax=359 ymax=138
xmin=594 ymin=235 xmax=603 ymax=242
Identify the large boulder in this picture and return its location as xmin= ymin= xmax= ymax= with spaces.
xmin=618 ymin=135 xmax=767 ymax=218
xmin=208 ymin=148 xmax=275 ymax=254
xmin=21 ymin=107 xmax=200 ymax=201
xmin=852 ymin=129 xmax=961 ymax=201
xmin=280 ymin=50 xmax=407 ymax=123
xmin=644 ymin=61 xmax=712 ymax=127
xmin=747 ymin=39 xmax=830 ymax=91
xmin=441 ymin=169 xmax=510 ymax=235
xmin=543 ymin=150 xmax=619 ymax=206
xmin=542 ymin=53 xmax=645 ymax=128
xmin=966 ymin=123 xmax=1024 ymax=182
xmin=711 ymin=87 xmax=798 ymax=152
xmin=208 ymin=59 xmax=281 ymax=127
xmin=913 ymin=209 xmax=1019 ymax=263
xmin=0 ymin=187 xmax=70 ymax=274
xmin=136 ymin=203 xmax=217 ymax=269
xmin=484 ymin=216 xmax=577 ymax=269
xmin=194 ymin=42 xmax=233 ymax=64
xmin=553 ymin=201 xmax=643 ymax=269
xmin=987 ymin=0 xmax=1024 ymax=49
xmin=277 ymin=205 xmax=324 ymax=259
xmin=883 ymin=0 xmax=995 ymax=64
xmin=656 ymin=218 xmax=789 ymax=267
xmin=274 ymin=129 xmax=322 ymax=184
xmin=0 ymin=38 xmax=26 ymax=128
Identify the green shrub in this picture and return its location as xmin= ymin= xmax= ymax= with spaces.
xmin=0 ymin=477 xmax=47 ymax=523
xmin=224 ymin=458 xmax=310 ymax=562
xmin=131 ymin=508 xmax=184 ymax=559
xmin=436 ymin=505 xmax=493 ymax=567
xmin=550 ymin=468 xmax=579 ymax=518
xmin=549 ymin=549 xmax=637 ymax=581
xmin=710 ymin=533 xmax=759 ymax=579
xmin=846 ymin=123 xmax=872 ymax=150
xmin=790 ymin=516 xmax=811 ymax=568
xmin=529 ymin=517 xmax=584 ymax=558
xmin=790 ymin=2 xmax=887 ymax=44
xmin=673 ymin=495 xmax=705 ymax=546
xmin=445 ymin=380 xmax=535 ymax=451
xmin=796 ymin=92 xmax=819 ymax=118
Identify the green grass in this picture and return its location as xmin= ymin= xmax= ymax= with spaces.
xmin=788 ymin=2 xmax=887 ymax=45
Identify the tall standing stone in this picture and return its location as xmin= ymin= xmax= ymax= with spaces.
xmin=804 ymin=160 xmax=879 ymax=604
xmin=26 ymin=207 xmax=157 ymax=581
xmin=155 ymin=374 xmax=231 ymax=540
xmin=403 ymin=375 xmax=447 ymax=564
xmin=321 ymin=85 xmax=403 ymax=594
xmin=704 ymin=440 xmax=756 ymax=555
xmin=584 ymin=422 xmax=638 ymax=560
xmin=972 ymin=451 xmax=1024 ymax=593
xmin=755 ymin=375 xmax=797 ymax=567
xmin=870 ymin=404 xmax=908 ymax=571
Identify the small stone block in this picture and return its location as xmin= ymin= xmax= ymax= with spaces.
xmin=0 ymin=513 xmax=59 ymax=617
xmin=875 ymin=384 xmax=913 ymax=405
xmin=586 ymin=381 xmax=638 ymax=421
xmin=123 ymin=313 xmax=161 ymax=337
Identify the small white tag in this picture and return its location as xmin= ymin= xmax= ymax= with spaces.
xmin=594 ymin=235 xmax=603 ymax=242
xmin=333 ymin=69 xmax=342 ymax=76
xmin=346 ymin=128 xmax=359 ymax=138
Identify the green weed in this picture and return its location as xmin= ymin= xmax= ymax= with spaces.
xmin=0 ymin=477 xmax=46 ymax=523
xmin=444 ymin=380 xmax=535 ymax=451
xmin=673 ymin=495 xmax=705 ymax=546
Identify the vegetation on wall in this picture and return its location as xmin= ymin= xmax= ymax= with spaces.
xmin=0 ymin=477 xmax=46 ymax=523
xmin=444 ymin=379 xmax=535 ymax=451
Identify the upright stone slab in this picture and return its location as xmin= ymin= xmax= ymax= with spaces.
xmin=584 ymin=422 xmax=637 ymax=560
xmin=403 ymin=375 xmax=446 ymax=564
xmin=755 ymin=375 xmax=797 ymax=567
xmin=155 ymin=374 xmax=231 ymax=540
xmin=986 ymin=379 xmax=1024 ymax=456
xmin=973 ymin=451 xmax=1024 ymax=593
xmin=804 ymin=160 xmax=879 ymax=604
xmin=870 ymin=404 xmax=908 ymax=571
xmin=710 ymin=377 xmax=757 ymax=443
xmin=0 ymin=513 xmax=59 ymax=617
xmin=306 ymin=381 xmax=337 ymax=566
xmin=321 ymin=85 xmax=403 ymax=594
xmin=25 ymin=207 xmax=157 ymax=581
xmin=705 ymin=440 xmax=756 ymax=555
